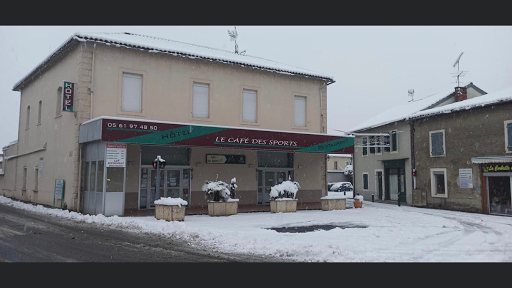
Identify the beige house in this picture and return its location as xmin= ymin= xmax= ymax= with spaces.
xmin=0 ymin=32 xmax=354 ymax=216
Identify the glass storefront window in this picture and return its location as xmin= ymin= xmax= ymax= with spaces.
xmin=106 ymin=167 xmax=124 ymax=192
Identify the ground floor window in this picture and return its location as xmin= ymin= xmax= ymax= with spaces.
xmin=430 ymin=168 xmax=447 ymax=198
xmin=362 ymin=173 xmax=369 ymax=190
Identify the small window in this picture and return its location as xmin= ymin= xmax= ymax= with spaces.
xmin=37 ymin=100 xmax=42 ymax=125
xmin=362 ymin=137 xmax=368 ymax=156
xmin=242 ymin=89 xmax=257 ymax=123
xmin=430 ymin=168 xmax=447 ymax=198
xmin=34 ymin=167 xmax=39 ymax=191
xmin=193 ymin=82 xmax=209 ymax=118
xmin=294 ymin=96 xmax=306 ymax=127
xmin=505 ymin=120 xmax=512 ymax=153
xmin=363 ymin=173 xmax=369 ymax=190
xmin=26 ymin=106 xmax=30 ymax=130
xmin=384 ymin=135 xmax=390 ymax=152
xmin=391 ymin=130 xmax=398 ymax=152
xmin=22 ymin=167 xmax=27 ymax=190
xmin=376 ymin=136 xmax=381 ymax=154
xmin=369 ymin=136 xmax=375 ymax=154
xmin=122 ymin=73 xmax=142 ymax=113
xmin=430 ymin=130 xmax=445 ymax=157
xmin=334 ymin=161 xmax=338 ymax=170
xmin=56 ymin=87 xmax=62 ymax=117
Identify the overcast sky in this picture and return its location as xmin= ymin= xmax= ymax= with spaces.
xmin=1 ymin=26 xmax=512 ymax=149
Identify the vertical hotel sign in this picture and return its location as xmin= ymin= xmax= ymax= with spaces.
xmin=62 ymin=81 xmax=74 ymax=112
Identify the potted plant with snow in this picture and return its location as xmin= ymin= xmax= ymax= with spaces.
xmin=154 ymin=197 xmax=188 ymax=221
xmin=202 ymin=175 xmax=239 ymax=216
xmin=269 ymin=178 xmax=300 ymax=213
xmin=354 ymin=193 xmax=364 ymax=208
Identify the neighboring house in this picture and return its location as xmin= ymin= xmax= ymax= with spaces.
xmin=1 ymin=32 xmax=354 ymax=216
xmin=409 ymin=86 xmax=512 ymax=215
xmin=349 ymin=83 xmax=486 ymax=204
xmin=0 ymin=153 xmax=3 ymax=174
xmin=326 ymin=154 xmax=352 ymax=183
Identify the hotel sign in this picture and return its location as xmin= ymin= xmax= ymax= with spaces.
xmin=62 ymin=81 xmax=74 ymax=112
xmin=482 ymin=164 xmax=512 ymax=173
xmin=206 ymin=154 xmax=246 ymax=164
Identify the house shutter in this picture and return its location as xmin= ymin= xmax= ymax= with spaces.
xmin=431 ymin=132 xmax=444 ymax=156
xmin=363 ymin=174 xmax=368 ymax=189
xmin=243 ymin=89 xmax=257 ymax=123
xmin=193 ymin=83 xmax=209 ymax=118
xmin=294 ymin=96 xmax=306 ymax=127
xmin=122 ymin=74 xmax=142 ymax=113
xmin=507 ymin=123 xmax=512 ymax=151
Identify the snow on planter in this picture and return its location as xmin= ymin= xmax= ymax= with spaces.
xmin=154 ymin=197 xmax=188 ymax=207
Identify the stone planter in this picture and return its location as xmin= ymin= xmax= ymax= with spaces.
xmin=155 ymin=204 xmax=186 ymax=221
xmin=270 ymin=199 xmax=298 ymax=213
xmin=320 ymin=198 xmax=346 ymax=211
xmin=354 ymin=198 xmax=363 ymax=208
xmin=208 ymin=200 xmax=239 ymax=216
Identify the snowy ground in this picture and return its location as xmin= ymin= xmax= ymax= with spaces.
xmin=2 ymin=195 xmax=512 ymax=262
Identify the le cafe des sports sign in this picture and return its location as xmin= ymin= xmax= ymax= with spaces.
xmin=98 ymin=118 xmax=354 ymax=153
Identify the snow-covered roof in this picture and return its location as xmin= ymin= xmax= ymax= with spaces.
xmin=409 ymin=86 xmax=512 ymax=120
xmin=2 ymin=140 xmax=18 ymax=151
xmin=13 ymin=32 xmax=334 ymax=91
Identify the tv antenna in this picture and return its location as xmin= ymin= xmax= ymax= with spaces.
xmin=408 ymin=89 xmax=414 ymax=102
xmin=227 ymin=26 xmax=246 ymax=55
xmin=451 ymin=52 xmax=467 ymax=87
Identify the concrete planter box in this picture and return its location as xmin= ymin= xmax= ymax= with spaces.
xmin=320 ymin=198 xmax=346 ymax=211
xmin=155 ymin=204 xmax=186 ymax=221
xmin=208 ymin=201 xmax=239 ymax=216
xmin=270 ymin=199 xmax=298 ymax=213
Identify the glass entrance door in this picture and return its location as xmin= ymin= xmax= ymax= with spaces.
xmin=258 ymin=169 xmax=294 ymax=205
xmin=140 ymin=166 xmax=190 ymax=209
xmin=165 ymin=170 xmax=181 ymax=199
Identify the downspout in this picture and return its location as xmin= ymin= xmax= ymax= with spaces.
xmin=77 ymin=144 xmax=83 ymax=213
xmin=90 ymin=43 xmax=96 ymax=120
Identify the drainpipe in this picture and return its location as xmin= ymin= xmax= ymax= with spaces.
xmin=90 ymin=43 xmax=96 ymax=120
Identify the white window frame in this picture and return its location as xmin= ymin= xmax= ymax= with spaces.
xmin=293 ymin=95 xmax=307 ymax=128
xmin=375 ymin=169 xmax=385 ymax=200
xmin=34 ymin=166 xmax=38 ymax=192
xmin=118 ymin=68 xmax=146 ymax=116
xmin=429 ymin=129 xmax=446 ymax=157
xmin=189 ymin=79 xmax=213 ymax=122
xmin=121 ymin=73 xmax=143 ymax=113
xmin=362 ymin=137 xmax=368 ymax=157
xmin=376 ymin=135 xmax=382 ymax=155
xmin=390 ymin=130 xmax=398 ymax=154
xmin=56 ymin=86 xmax=62 ymax=118
xmin=362 ymin=172 xmax=369 ymax=191
xmin=505 ymin=120 xmax=512 ymax=153
xmin=241 ymin=88 xmax=258 ymax=124
xmin=37 ymin=100 xmax=42 ymax=125
xmin=430 ymin=168 xmax=448 ymax=198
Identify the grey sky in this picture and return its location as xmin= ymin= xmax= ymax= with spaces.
xmin=1 ymin=26 xmax=512 ymax=149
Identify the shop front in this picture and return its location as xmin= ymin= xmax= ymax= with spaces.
xmin=78 ymin=116 xmax=354 ymax=216
xmin=475 ymin=160 xmax=512 ymax=216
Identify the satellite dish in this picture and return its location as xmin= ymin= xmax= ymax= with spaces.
xmin=452 ymin=52 xmax=464 ymax=68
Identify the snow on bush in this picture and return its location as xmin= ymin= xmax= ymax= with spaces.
xmin=154 ymin=197 xmax=188 ymax=207
xmin=269 ymin=180 xmax=300 ymax=200
xmin=202 ymin=176 xmax=237 ymax=202
xmin=355 ymin=195 xmax=364 ymax=202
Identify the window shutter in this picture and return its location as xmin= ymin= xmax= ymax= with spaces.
xmin=122 ymin=74 xmax=142 ymax=113
xmin=431 ymin=132 xmax=444 ymax=156
xmin=508 ymin=123 xmax=512 ymax=151
xmin=243 ymin=90 xmax=257 ymax=123
xmin=294 ymin=96 xmax=306 ymax=127
xmin=193 ymin=83 xmax=209 ymax=118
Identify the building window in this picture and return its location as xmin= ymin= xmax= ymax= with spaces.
xmin=363 ymin=173 xmax=369 ymax=190
xmin=192 ymin=82 xmax=209 ymax=118
xmin=384 ymin=135 xmax=390 ymax=152
xmin=369 ymin=136 xmax=375 ymax=154
xmin=334 ymin=161 xmax=338 ymax=170
xmin=362 ymin=137 xmax=368 ymax=156
xmin=505 ymin=120 xmax=512 ymax=153
xmin=37 ymin=100 xmax=42 ymax=125
xmin=429 ymin=129 xmax=445 ymax=157
xmin=376 ymin=136 xmax=382 ymax=154
xmin=242 ymin=89 xmax=257 ymax=123
xmin=391 ymin=130 xmax=398 ymax=152
xmin=121 ymin=73 xmax=142 ymax=113
xmin=294 ymin=95 xmax=306 ymax=127
xmin=430 ymin=168 xmax=447 ymax=198
xmin=56 ymin=87 xmax=62 ymax=117
xmin=34 ymin=167 xmax=38 ymax=191
xmin=26 ymin=106 xmax=30 ymax=130
xmin=22 ymin=167 xmax=27 ymax=190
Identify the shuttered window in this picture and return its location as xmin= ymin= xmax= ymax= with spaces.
xmin=430 ymin=131 xmax=445 ymax=156
xmin=122 ymin=73 xmax=142 ymax=113
xmin=242 ymin=89 xmax=257 ymax=123
xmin=193 ymin=82 xmax=209 ymax=118
xmin=294 ymin=96 xmax=306 ymax=127
xmin=507 ymin=122 xmax=512 ymax=152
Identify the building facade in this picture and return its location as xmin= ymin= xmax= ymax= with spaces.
xmin=0 ymin=32 xmax=354 ymax=216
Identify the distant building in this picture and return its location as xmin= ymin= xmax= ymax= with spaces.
xmin=326 ymin=154 xmax=352 ymax=183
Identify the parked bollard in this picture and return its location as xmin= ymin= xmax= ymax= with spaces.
xmin=372 ymin=194 xmax=374 ymax=202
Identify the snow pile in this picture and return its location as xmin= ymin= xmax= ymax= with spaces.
xmin=154 ymin=197 xmax=188 ymax=207
xmin=269 ymin=181 xmax=300 ymax=200
xmin=355 ymin=195 xmax=364 ymax=202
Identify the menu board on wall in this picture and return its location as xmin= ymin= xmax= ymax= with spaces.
xmin=459 ymin=168 xmax=473 ymax=188
xmin=106 ymin=144 xmax=127 ymax=167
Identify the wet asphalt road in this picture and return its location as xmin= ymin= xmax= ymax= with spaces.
xmin=0 ymin=204 xmax=285 ymax=262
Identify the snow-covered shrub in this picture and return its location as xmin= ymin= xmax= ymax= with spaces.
xmin=355 ymin=194 xmax=364 ymax=202
xmin=269 ymin=180 xmax=300 ymax=200
xmin=202 ymin=177 xmax=237 ymax=202
xmin=344 ymin=164 xmax=353 ymax=175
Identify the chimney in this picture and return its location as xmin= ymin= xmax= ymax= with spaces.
xmin=454 ymin=87 xmax=468 ymax=102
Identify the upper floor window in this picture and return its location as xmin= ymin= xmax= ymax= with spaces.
xmin=242 ymin=89 xmax=257 ymax=123
xmin=429 ymin=129 xmax=445 ymax=157
xmin=384 ymin=135 xmax=390 ymax=152
xmin=192 ymin=82 xmax=209 ymax=118
xmin=390 ymin=130 xmax=398 ymax=152
xmin=121 ymin=73 xmax=142 ymax=113
xmin=369 ymin=136 xmax=375 ymax=154
xmin=362 ymin=137 xmax=368 ymax=156
xmin=376 ymin=136 xmax=382 ymax=154
xmin=56 ymin=87 xmax=62 ymax=117
xmin=505 ymin=120 xmax=512 ymax=153
xmin=37 ymin=100 xmax=42 ymax=125
xmin=26 ymin=106 xmax=30 ymax=130
xmin=334 ymin=161 xmax=338 ymax=170
xmin=294 ymin=95 xmax=306 ymax=127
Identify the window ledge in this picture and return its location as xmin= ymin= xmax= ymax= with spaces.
xmin=430 ymin=155 xmax=446 ymax=158
xmin=431 ymin=194 xmax=448 ymax=198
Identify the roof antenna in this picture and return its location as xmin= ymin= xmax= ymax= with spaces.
xmin=408 ymin=89 xmax=414 ymax=102
xmin=227 ymin=26 xmax=246 ymax=55
xmin=451 ymin=52 xmax=467 ymax=89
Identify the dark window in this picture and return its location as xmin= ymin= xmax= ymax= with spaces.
xmin=433 ymin=172 xmax=445 ymax=195
xmin=431 ymin=131 xmax=444 ymax=156
xmin=141 ymin=146 xmax=190 ymax=166
xmin=362 ymin=137 xmax=367 ymax=156
xmin=363 ymin=174 xmax=369 ymax=190
xmin=384 ymin=135 xmax=390 ymax=152
xmin=376 ymin=136 xmax=381 ymax=153
xmin=507 ymin=123 xmax=512 ymax=152
xmin=391 ymin=131 xmax=397 ymax=152
xmin=334 ymin=161 xmax=338 ymax=170
xmin=369 ymin=136 xmax=375 ymax=154
xmin=257 ymin=151 xmax=293 ymax=168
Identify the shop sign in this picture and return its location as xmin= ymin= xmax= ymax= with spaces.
xmin=482 ymin=164 xmax=512 ymax=173
xmin=62 ymin=81 xmax=74 ymax=112
xmin=206 ymin=154 xmax=246 ymax=164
